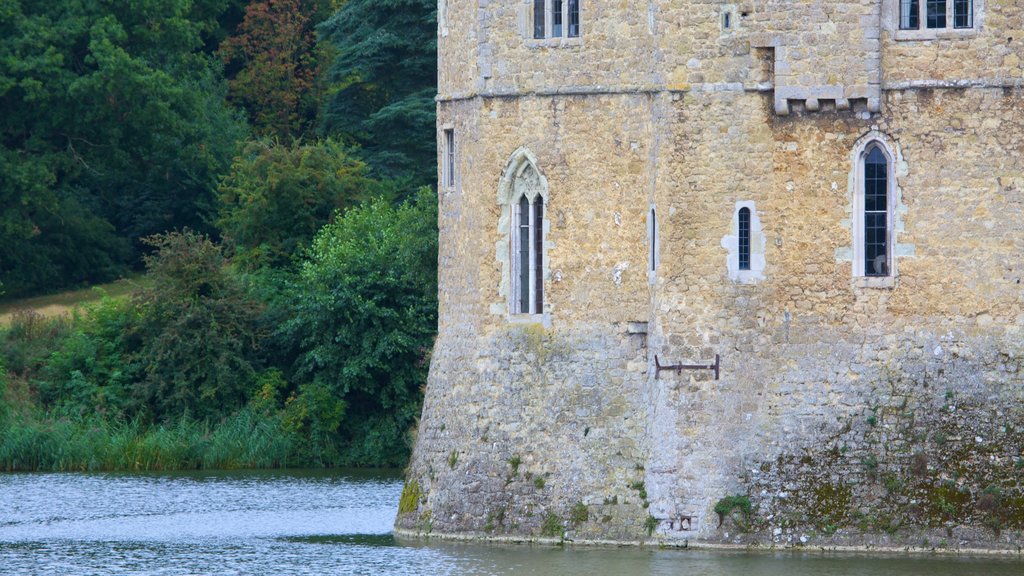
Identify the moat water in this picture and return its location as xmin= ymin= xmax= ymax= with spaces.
xmin=1 ymin=470 xmax=1021 ymax=575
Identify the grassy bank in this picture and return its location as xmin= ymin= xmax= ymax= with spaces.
xmin=0 ymin=409 xmax=303 ymax=472
xmin=0 ymin=276 xmax=149 ymax=327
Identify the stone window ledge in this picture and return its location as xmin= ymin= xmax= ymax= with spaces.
xmin=893 ymin=28 xmax=979 ymax=41
xmin=508 ymin=313 xmax=550 ymax=327
xmin=525 ymin=37 xmax=583 ymax=49
xmin=853 ymin=276 xmax=897 ymax=289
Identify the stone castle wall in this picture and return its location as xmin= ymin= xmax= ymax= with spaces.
xmin=399 ymin=0 xmax=1024 ymax=552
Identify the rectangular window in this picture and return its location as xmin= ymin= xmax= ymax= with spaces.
xmin=954 ymin=0 xmax=972 ymax=28
xmin=900 ymin=0 xmax=919 ymax=29
xmin=552 ymin=0 xmax=563 ymax=38
xmin=568 ymin=0 xmax=580 ymax=37
xmin=533 ymin=0 xmax=545 ymax=39
xmin=926 ymin=0 xmax=947 ymax=29
xmin=444 ymin=129 xmax=455 ymax=188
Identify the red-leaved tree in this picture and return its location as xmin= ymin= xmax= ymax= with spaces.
xmin=220 ymin=0 xmax=332 ymax=139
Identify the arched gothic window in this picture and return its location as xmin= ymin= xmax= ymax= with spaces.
xmin=498 ymin=149 xmax=547 ymax=317
xmin=855 ymin=142 xmax=895 ymax=278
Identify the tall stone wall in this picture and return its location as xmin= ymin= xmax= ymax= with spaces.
xmin=400 ymin=0 xmax=1024 ymax=552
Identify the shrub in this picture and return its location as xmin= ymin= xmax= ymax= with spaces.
xmin=284 ymin=189 xmax=437 ymax=465
xmin=131 ymin=230 xmax=265 ymax=423
xmin=714 ymin=494 xmax=753 ymax=527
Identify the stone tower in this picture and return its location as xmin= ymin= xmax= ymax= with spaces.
xmin=398 ymin=0 xmax=1024 ymax=550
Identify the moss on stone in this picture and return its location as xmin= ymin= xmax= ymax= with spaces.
xmin=398 ymin=479 xmax=421 ymax=514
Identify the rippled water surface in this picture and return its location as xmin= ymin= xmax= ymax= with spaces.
xmin=2 ymin=470 xmax=1022 ymax=575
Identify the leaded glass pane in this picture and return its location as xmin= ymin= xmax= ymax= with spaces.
xmin=738 ymin=208 xmax=751 ymax=271
xmin=900 ymin=0 xmax=920 ymax=30
xmin=926 ymin=0 xmax=946 ymax=28
xmin=568 ymin=0 xmax=580 ymax=37
xmin=534 ymin=198 xmax=544 ymax=312
xmin=518 ymin=197 xmax=531 ymax=312
xmin=533 ymin=0 xmax=545 ymax=38
xmin=863 ymin=147 xmax=888 ymax=277
xmin=954 ymin=0 xmax=972 ymax=28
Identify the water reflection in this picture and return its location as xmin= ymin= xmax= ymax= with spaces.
xmin=1 ymin=471 xmax=1021 ymax=575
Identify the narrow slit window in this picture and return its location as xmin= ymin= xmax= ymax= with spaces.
xmin=649 ymin=208 xmax=657 ymax=272
xmin=552 ymin=0 xmax=563 ymax=38
xmin=738 ymin=207 xmax=751 ymax=271
xmin=863 ymin=147 xmax=889 ymax=277
xmin=723 ymin=12 xmax=732 ymax=30
xmin=900 ymin=0 xmax=920 ymax=29
xmin=444 ymin=129 xmax=455 ymax=188
xmin=926 ymin=0 xmax=946 ymax=28
xmin=518 ymin=197 xmax=531 ymax=312
xmin=954 ymin=0 xmax=972 ymax=28
xmin=533 ymin=0 xmax=545 ymax=39
xmin=533 ymin=197 xmax=544 ymax=313
xmin=568 ymin=0 xmax=580 ymax=37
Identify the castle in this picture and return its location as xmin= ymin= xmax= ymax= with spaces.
xmin=397 ymin=0 xmax=1024 ymax=551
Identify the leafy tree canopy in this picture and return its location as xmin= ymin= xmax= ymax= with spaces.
xmin=217 ymin=137 xmax=388 ymax=270
xmin=220 ymin=0 xmax=334 ymax=139
xmin=0 ymin=0 xmax=247 ymax=297
xmin=318 ymin=0 xmax=437 ymax=187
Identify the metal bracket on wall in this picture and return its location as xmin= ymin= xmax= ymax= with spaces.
xmin=654 ymin=354 xmax=720 ymax=381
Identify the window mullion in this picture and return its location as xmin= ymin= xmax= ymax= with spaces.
xmin=545 ymin=0 xmax=552 ymax=39
xmin=562 ymin=0 xmax=569 ymax=38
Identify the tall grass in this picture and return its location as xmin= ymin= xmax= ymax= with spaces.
xmin=0 ymin=408 xmax=300 ymax=472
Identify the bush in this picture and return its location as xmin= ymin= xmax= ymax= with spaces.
xmin=35 ymin=297 xmax=140 ymax=420
xmin=283 ymin=189 xmax=438 ymax=466
xmin=131 ymin=230 xmax=265 ymax=423
xmin=714 ymin=494 xmax=754 ymax=527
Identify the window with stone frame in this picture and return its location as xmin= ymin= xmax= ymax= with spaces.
xmin=533 ymin=0 xmax=580 ymax=40
xmin=738 ymin=207 xmax=751 ymax=271
xmin=443 ymin=129 xmax=455 ymax=189
xmin=899 ymin=0 xmax=973 ymax=31
xmin=856 ymin=143 xmax=894 ymax=278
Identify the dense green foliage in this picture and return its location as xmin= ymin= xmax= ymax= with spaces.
xmin=1 ymin=0 xmax=440 ymax=470
xmin=0 ymin=0 xmax=247 ymax=297
xmin=318 ymin=0 xmax=437 ymax=185
xmin=284 ymin=190 xmax=438 ymax=465
xmin=217 ymin=138 xmax=386 ymax=270
xmin=132 ymin=231 xmax=266 ymax=422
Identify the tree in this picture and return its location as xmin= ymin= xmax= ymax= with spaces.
xmin=318 ymin=0 xmax=437 ymax=186
xmin=285 ymin=188 xmax=438 ymax=465
xmin=131 ymin=230 xmax=265 ymax=423
xmin=0 ymin=1 xmax=246 ymax=297
xmin=217 ymin=138 xmax=386 ymax=270
xmin=220 ymin=0 xmax=333 ymax=139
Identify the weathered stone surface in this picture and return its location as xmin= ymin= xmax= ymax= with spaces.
xmin=398 ymin=0 xmax=1024 ymax=553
